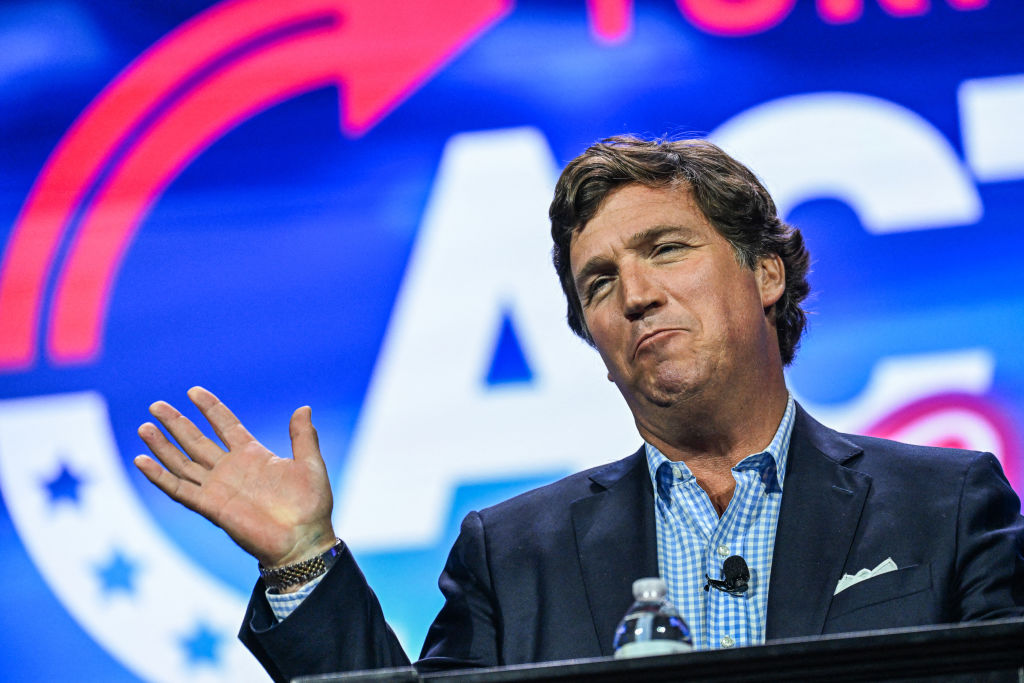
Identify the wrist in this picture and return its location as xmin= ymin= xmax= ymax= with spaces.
xmin=261 ymin=522 xmax=337 ymax=569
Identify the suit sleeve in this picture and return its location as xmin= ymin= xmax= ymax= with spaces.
xmin=237 ymin=543 xmax=411 ymax=682
xmin=237 ymin=512 xmax=501 ymax=680
xmin=416 ymin=510 xmax=501 ymax=671
xmin=954 ymin=452 xmax=1024 ymax=621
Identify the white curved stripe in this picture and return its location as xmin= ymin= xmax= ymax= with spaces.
xmin=0 ymin=392 xmax=266 ymax=682
xmin=711 ymin=92 xmax=982 ymax=232
xmin=789 ymin=349 xmax=995 ymax=433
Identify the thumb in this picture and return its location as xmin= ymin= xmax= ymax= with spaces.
xmin=289 ymin=405 xmax=322 ymax=463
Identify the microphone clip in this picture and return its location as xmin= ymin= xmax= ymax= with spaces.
xmin=703 ymin=555 xmax=750 ymax=595
xmin=703 ymin=574 xmax=747 ymax=595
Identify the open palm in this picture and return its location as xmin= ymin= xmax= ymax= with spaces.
xmin=135 ymin=386 xmax=336 ymax=568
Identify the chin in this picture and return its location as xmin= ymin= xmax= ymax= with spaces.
xmin=639 ymin=368 xmax=706 ymax=408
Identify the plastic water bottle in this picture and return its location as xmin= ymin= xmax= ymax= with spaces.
xmin=612 ymin=577 xmax=693 ymax=659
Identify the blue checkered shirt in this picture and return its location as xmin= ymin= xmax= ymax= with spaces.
xmin=644 ymin=396 xmax=795 ymax=651
xmin=266 ymin=573 xmax=324 ymax=621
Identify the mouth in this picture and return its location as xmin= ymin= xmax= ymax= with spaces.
xmin=633 ymin=328 xmax=683 ymax=359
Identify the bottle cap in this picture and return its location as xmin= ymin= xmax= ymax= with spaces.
xmin=632 ymin=577 xmax=668 ymax=601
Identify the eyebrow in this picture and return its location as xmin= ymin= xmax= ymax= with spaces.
xmin=626 ymin=224 xmax=700 ymax=249
xmin=573 ymin=224 xmax=701 ymax=293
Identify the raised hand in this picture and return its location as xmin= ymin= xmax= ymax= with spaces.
xmin=135 ymin=386 xmax=336 ymax=569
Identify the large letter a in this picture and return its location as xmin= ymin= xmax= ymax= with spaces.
xmin=334 ymin=128 xmax=638 ymax=550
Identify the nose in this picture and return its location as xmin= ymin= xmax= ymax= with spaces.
xmin=620 ymin=262 xmax=664 ymax=321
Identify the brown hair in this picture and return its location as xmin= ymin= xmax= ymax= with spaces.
xmin=549 ymin=136 xmax=810 ymax=365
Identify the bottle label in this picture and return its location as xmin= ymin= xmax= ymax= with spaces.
xmin=612 ymin=610 xmax=694 ymax=658
xmin=613 ymin=638 xmax=692 ymax=659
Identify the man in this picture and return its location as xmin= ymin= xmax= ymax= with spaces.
xmin=136 ymin=137 xmax=1024 ymax=682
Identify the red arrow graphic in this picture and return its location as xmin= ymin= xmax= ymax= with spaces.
xmin=0 ymin=0 xmax=511 ymax=370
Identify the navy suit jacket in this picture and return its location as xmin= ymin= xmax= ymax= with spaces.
xmin=239 ymin=406 xmax=1024 ymax=681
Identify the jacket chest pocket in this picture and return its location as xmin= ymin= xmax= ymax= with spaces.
xmin=825 ymin=563 xmax=933 ymax=626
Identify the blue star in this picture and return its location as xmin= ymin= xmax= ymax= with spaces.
xmin=95 ymin=550 xmax=138 ymax=596
xmin=43 ymin=463 xmax=84 ymax=505
xmin=181 ymin=622 xmax=221 ymax=666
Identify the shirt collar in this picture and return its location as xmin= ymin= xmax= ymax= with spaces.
xmin=644 ymin=395 xmax=796 ymax=501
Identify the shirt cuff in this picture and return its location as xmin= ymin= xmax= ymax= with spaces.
xmin=265 ymin=572 xmax=327 ymax=622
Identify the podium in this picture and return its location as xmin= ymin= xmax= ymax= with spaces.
xmin=297 ymin=617 xmax=1024 ymax=682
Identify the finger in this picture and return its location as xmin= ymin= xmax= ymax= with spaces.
xmin=288 ymin=406 xmax=324 ymax=465
xmin=149 ymin=400 xmax=224 ymax=468
xmin=138 ymin=421 xmax=209 ymax=485
xmin=187 ymin=386 xmax=257 ymax=450
xmin=134 ymin=454 xmax=204 ymax=512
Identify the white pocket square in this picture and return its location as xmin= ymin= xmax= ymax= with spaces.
xmin=834 ymin=557 xmax=898 ymax=595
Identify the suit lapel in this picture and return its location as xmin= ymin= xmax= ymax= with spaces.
xmin=766 ymin=405 xmax=871 ymax=639
xmin=571 ymin=449 xmax=658 ymax=656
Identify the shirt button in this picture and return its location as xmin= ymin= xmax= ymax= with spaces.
xmin=717 ymin=544 xmax=729 ymax=557
xmin=720 ymin=635 xmax=735 ymax=648
xmin=673 ymin=466 xmax=684 ymax=479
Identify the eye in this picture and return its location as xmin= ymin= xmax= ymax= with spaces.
xmin=585 ymin=276 xmax=613 ymax=303
xmin=652 ymin=242 xmax=685 ymax=257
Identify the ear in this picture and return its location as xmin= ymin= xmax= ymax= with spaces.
xmin=757 ymin=253 xmax=785 ymax=311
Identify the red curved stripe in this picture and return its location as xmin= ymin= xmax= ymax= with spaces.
xmin=46 ymin=0 xmax=511 ymax=363
xmin=0 ymin=0 xmax=351 ymax=371
xmin=47 ymin=31 xmax=342 ymax=362
xmin=865 ymin=392 xmax=1021 ymax=492
xmin=0 ymin=0 xmax=509 ymax=370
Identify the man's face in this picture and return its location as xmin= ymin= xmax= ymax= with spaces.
xmin=568 ymin=183 xmax=784 ymax=414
